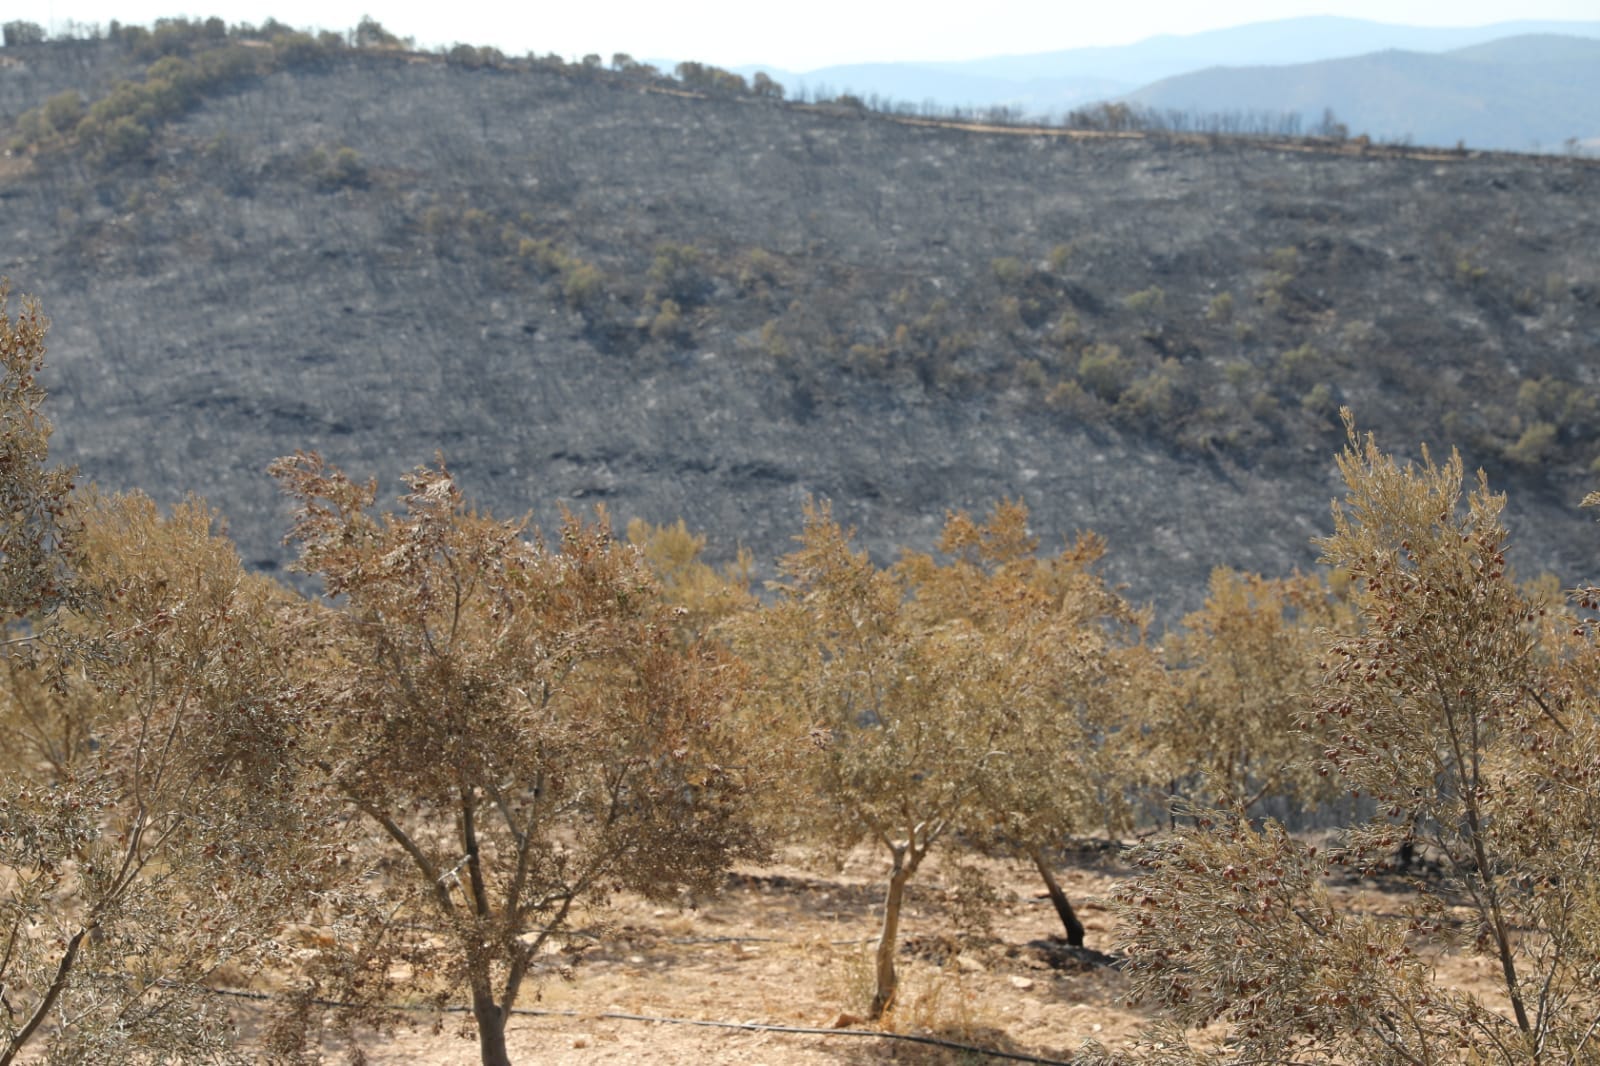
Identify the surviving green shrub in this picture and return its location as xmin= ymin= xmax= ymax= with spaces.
xmin=1077 ymin=342 xmax=1131 ymax=404
xmin=305 ymin=145 xmax=368 ymax=191
xmin=1116 ymin=359 xmax=1188 ymax=426
xmin=1274 ymin=343 xmax=1321 ymax=390
xmin=266 ymin=30 xmax=331 ymax=68
xmin=1267 ymin=245 xmax=1299 ymax=274
xmin=1248 ymin=388 xmax=1279 ymax=420
xmin=1338 ymin=318 xmax=1375 ymax=350
xmin=990 ymin=256 xmax=1027 ymax=289
xmin=1015 ymin=358 xmax=1049 ymax=392
xmin=33 ymin=38 xmax=267 ymax=167
xmin=1504 ymin=420 xmax=1558 ymax=466
xmin=736 ymin=248 xmax=782 ymax=294
xmin=3 ymin=20 xmax=46 ymax=46
xmin=514 ymin=237 xmax=606 ymax=311
xmin=674 ymin=61 xmax=747 ymax=95
xmin=1516 ymin=376 xmax=1598 ymax=439
xmin=1205 ymin=291 xmax=1234 ymax=323
xmin=1258 ymin=272 xmax=1292 ymax=313
xmin=41 ymin=91 xmax=85 ymax=134
xmin=648 ymin=242 xmax=713 ymax=306
xmin=197 ymin=42 xmax=266 ymax=83
xmin=750 ymin=72 xmax=785 ymax=99
xmin=560 ymin=259 xmax=605 ymax=311
xmin=83 ymin=115 xmax=154 ymax=164
xmin=352 ymin=15 xmax=403 ymax=49
xmin=128 ymin=16 xmax=205 ymax=59
xmin=759 ymin=320 xmax=792 ymax=360
xmin=145 ymin=54 xmax=205 ymax=106
xmin=1454 ymin=251 xmax=1488 ymax=284
xmin=649 ymin=298 xmax=686 ymax=343
xmin=8 ymin=111 xmax=46 ymax=152
xmin=1122 ymin=285 xmax=1166 ymax=319
xmin=1300 ymin=382 xmax=1336 ymax=418
xmin=1223 ymin=359 xmax=1255 ymax=392
xmin=447 ymin=43 xmax=486 ymax=68
xmin=1046 ymin=379 xmax=1097 ymax=417
xmin=516 ymin=235 xmax=558 ymax=269
xmin=1050 ymin=311 xmax=1080 ymax=345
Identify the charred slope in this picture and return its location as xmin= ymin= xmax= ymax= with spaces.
xmin=2 ymin=42 xmax=1599 ymax=616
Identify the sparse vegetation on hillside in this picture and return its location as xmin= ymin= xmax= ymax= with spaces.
xmin=5 ymin=19 xmax=1598 ymax=615
xmin=6 ymin=19 xmax=1597 ymax=460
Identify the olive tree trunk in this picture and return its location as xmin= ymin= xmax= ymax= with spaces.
xmin=1028 ymin=844 xmax=1086 ymax=946
xmin=869 ymin=843 xmax=926 ymax=1020
xmin=471 ymin=986 xmax=511 ymax=1066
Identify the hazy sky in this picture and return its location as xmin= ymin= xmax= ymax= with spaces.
xmin=36 ymin=0 xmax=1600 ymax=71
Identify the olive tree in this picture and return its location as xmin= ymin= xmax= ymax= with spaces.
xmin=625 ymin=516 xmax=755 ymax=640
xmin=1 ymin=492 xmax=319 ymax=1065
xmin=1102 ymin=416 xmax=1600 ymax=1064
xmin=270 ymin=454 xmax=770 ymax=1066
xmin=1160 ymin=568 xmax=1347 ymax=819
xmin=2 ymin=291 xmax=316 ymax=1063
xmin=0 ymin=285 xmax=74 ymax=628
xmin=897 ymin=501 xmax=1162 ymax=947
xmin=731 ymin=500 xmax=1154 ymax=1016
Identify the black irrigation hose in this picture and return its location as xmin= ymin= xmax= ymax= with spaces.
xmin=661 ymin=935 xmax=873 ymax=946
xmin=510 ymin=1007 xmax=1082 ymax=1066
xmin=203 ymin=986 xmax=1082 ymax=1065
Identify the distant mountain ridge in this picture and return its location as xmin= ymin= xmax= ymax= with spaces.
xmin=1130 ymin=34 xmax=1600 ymax=152
xmin=928 ymin=16 xmax=1600 ymax=84
xmin=730 ymin=16 xmax=1600 ymax=150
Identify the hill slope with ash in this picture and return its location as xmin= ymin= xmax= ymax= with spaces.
xmin=3 ymin=36 xmax=1599 ymax=615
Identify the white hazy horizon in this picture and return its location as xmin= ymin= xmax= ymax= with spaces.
xmin=30 ymin=1 xmax=1600 ymax=72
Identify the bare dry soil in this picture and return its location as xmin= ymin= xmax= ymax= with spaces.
xmin=243 ymin=845 xmax=1509 ymax=1065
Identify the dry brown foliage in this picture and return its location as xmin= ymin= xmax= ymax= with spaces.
xmin=0 ymin=282 xmax=76 ymax=627
xmin=1 ymin=493 xmax=322 ymax=1065
xmin=268 ymin=454 xmax=776 ymax=1066
xmin=624 ymin=516 xmax=756 ymax=642
xmin=1161 ymin=568 xmax=1350 ymax=818
xmin=1102 ymin=413 xmax=1600 ymax=1065
xmin=2 ymin=291 xmax=318 ymax=1064
xmin=729 ymin=499 xmax=1156 ymax=1020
